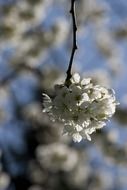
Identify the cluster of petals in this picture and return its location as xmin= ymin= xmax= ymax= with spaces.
xmin=43 ymin=73 xmax=118 ymax=142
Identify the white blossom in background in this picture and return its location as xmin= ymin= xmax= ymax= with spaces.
xmin=36 ymin=143 xmax=78 ymax=171
xmin=43 ymin=73 xmax=118 ymax=142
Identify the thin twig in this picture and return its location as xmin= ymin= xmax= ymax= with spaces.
xmin=65 ymin=0 xmax=77 ymax=84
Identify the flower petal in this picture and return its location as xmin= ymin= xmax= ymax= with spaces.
xmin=81 ymin=78 xmax=91 ymax=85
xmin=42 ymin=93 xmax=52 ymax=111
xmin=71 ymin=73 xmax=80 ymax=83
xmin=72 ymin=133 xmax=82 ymax=142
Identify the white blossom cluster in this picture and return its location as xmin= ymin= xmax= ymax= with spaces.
xmin=36 ymin=143 xmax=78 ymax=171
xmin=43 ymin=73 xmax=118 ymax=142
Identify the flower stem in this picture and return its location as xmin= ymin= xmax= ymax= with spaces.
xmin=65 ymin=0 xmax=78 ymax=84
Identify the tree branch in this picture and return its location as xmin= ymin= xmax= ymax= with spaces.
xmin=65 ymin=0 xmax=77 ymax=84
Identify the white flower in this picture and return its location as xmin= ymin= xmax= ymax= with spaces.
xmin=42 ymin=73 xmax=118 ymax=142
xmin=89 ymin=86 xmax=102 ymax=101
xmin=36 ymin=143 xmax=78 ymax=171
xmin=81 ymin=78 xmax=91 ymax=86
xmin=71 ymin=73 xmax=80 ymax=84
xmin=72 ymin=133 xmax=82 ymax=142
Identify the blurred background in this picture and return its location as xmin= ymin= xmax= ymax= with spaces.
xmin=0 ymin=0 xmax=127 ymax=190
